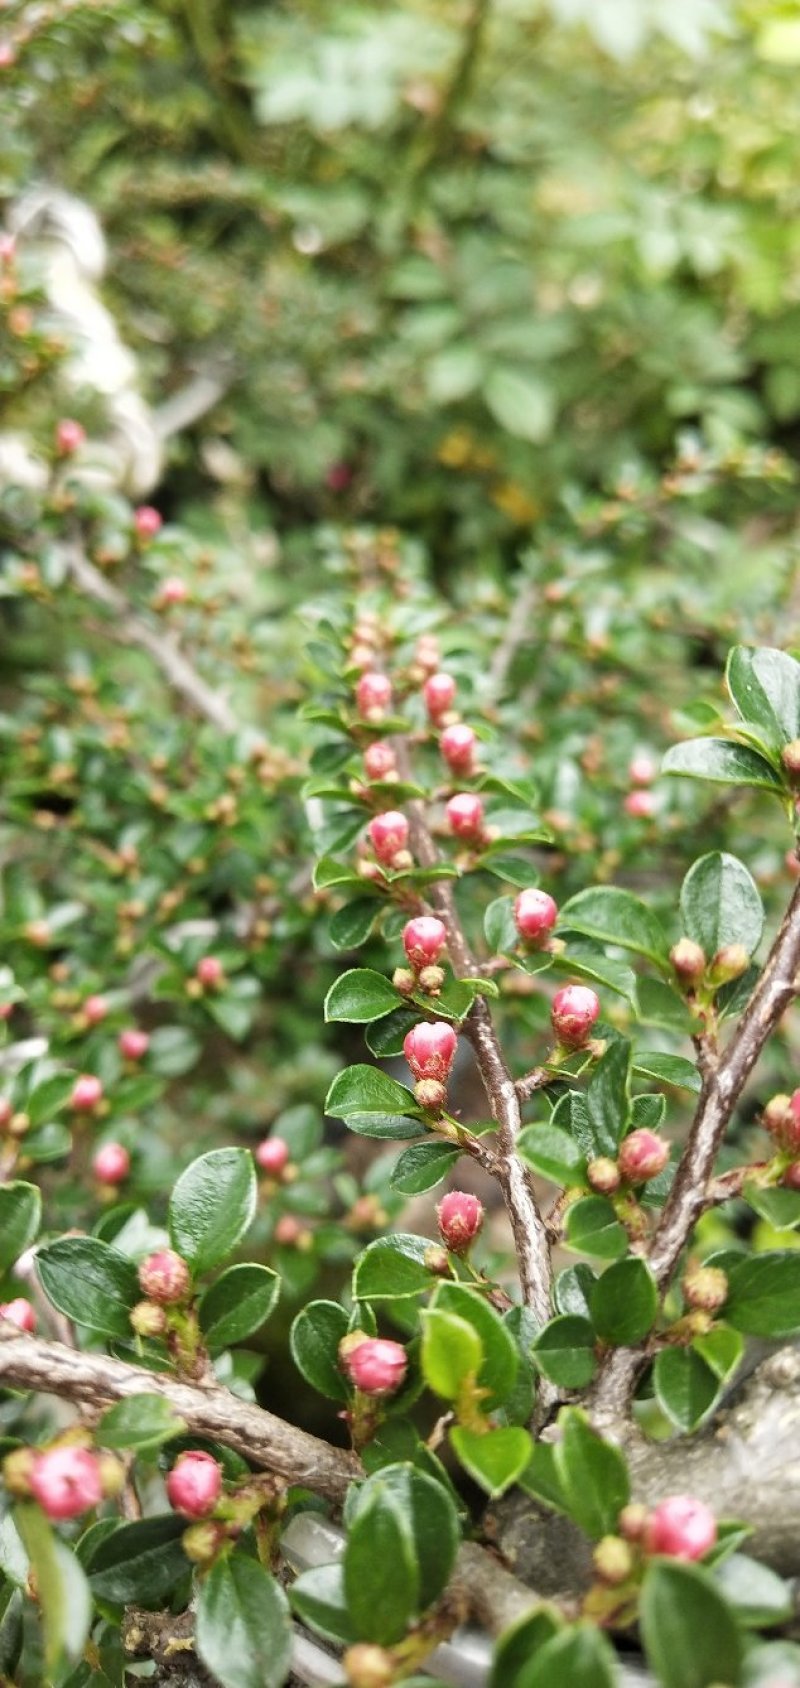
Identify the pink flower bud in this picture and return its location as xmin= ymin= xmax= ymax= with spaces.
xmin=0 ymin=41 xmax=15 ymax=69
xmin=83 ymin=994 xmax=109 ymax=1026
xmin=423 ymin=673 xmax=457 ymax=721
xmin=402 ymin=917 xmax=447 ymax=970
xmin=670 ymin=938 xmax=706 ymax=983
xmin=274 ymin=1214 xmax=302 ymax=1247
xmin=440 ymin=723 xmax=477 ymax=774
xmin=403 ymin=1021 xmax=458 ymax=1082
xmin=368 ymin=811 xmax=409 ymax=866
xmin=55 ymin=418 xmax=86 ymax=455
xmin=628 ymin=753 xmax=657 ymax=786
xmin=363 ymin=741 xmax=396 ymax=781
xmin=30 ymin=1446 xmax=103 ymax=1520
xmin=92 ymin=1142 xmax=131 ymax=1185
xmin=158 ymin=576 xmax=188 ymax=606
xmin=0 ymin=1298 xmax=36 ymax=1333
xmin=0 ymin=235 xmax=16 ymax=265
xmin=340 ymin=1336 xmax=407 ymax=1397
xmin=356 ymin=673 xmax=392 ymax=719
xmin=70 ymin=1073 xmax=103 ymax=1112
xmin=514 ymin=888 xmax=558 ymax=944
xmin=709 ymin=944 xmax=749 ymax=985
xmin=134 ymin=506 xmax=163 ymax=540
xmin=782 ymin=739 xmax=800 ymax=777
xmin=138 ymin=1249 xmax=191 ymax=1305
xmin=437 ymin=1191 xmax=483 ymax=1254
xmin=551 ymin=984 xmax=600 ymax=1046
xmin=255 ymin=1136 xmax=290 ymax=1176
xmin=624 ymin=790 xmax=655 ymax=819
xmin=325 ymin=461 xmax=353 ymax=493
xmin=166 ymin=1450 xmax=222 ymax=1518
xmin=446 ymin=793 xmax=484 ymax=841
xmin=643 ymin=1495 xmax=717 ymax=1561
xmin=196 ymin=956 xmax=224 ymax=988
xmin=119 ymin=1027 xmax=150 ymax=1061
xmin=618 ymin=1129 xmax=669 ymax=1184
xmin=0 ymin=1098 xmax=12 ymax=1128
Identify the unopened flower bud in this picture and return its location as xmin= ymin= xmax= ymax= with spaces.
xmin=368 ymin=811 xmax=410 ymax=866
xmin=514 ymin=888 xmax=558 ymax=944
xmin=670 ymin=938 xmax=706 ymax=985
xmin=709 ymin=943 xmax=749 ymax=987
xmin=424 ymin=673 xmax=457 ymax=722
xmin=551 ymin=984 xmax=600 ymax=1046
xmin=274 ymin=1214 xmax=303 ymax=1247
xmin=587 ymin=1157 xmax=620 ymax=1195
xmin=424 ymin=1245 xmax=451 ymax=1275
xmin=55 ymin=418 xmax=86 ymax=456
xmin=642 ymin=1495 xmax=717 ymax=1561
xmin=130 ymin=1300 xmax=167 ymax=1338
xmin=134 ymin=506 xmax=162 ymax=540
xmin=682 ymin=1264 xmax=728 ymax=1314
xmin=0 ymin=1099 xmax=11 ymax=1129
xmin=437 ymin=1190 xmax=483 ymax=1254
xmin=356 ymin=673 xmax=392 ymax=721
xmin=254 ymin=1137 xmax=290 ymax=1176
xmin=340 ymin=1336 xmax=407 ymax=1397
xmin=782 ymin=739 xmax=800 ymax=777
xmin=182 ymin=1520 xmax=228 ymax=1564
xmin=392 ymin=967 xmax=416 ymax=996
xmin=138 ymin=1249 xmax=191 ymax=1305
xmin=92 ymin=1143 xmax=131 ymax=1185
xmin=440 ymin=723 xmax=477 ymax=774
xmin=98 ymin=1454 xmax=126 ymax=1498
xmin=414 ymin=1078 xmax=447 ymax=1112
xmin=157 ymin=576 xmax=189 ymax=607
xmin=404 ymin=1021 xmax=458 ymax=1082
xmin=593 ymin=1535 xmax=635 ymax=1585
xmin=196 ymin=956 xmax=224 ymax=989
xmin=70 ymin=1073 xmax=103 ymax=1112
xmin=2 ymin=1446 xmax=38 ymax=1497
xmin=83 ymin=994 xmax=108 ymax=1026
xmin=0 ymin=1298 xmax=36 ymax=1333
xmin=618 ymin=1503 xmax=649 ymax=1543
xmin=618 ymin=1129 xmax=669 ymax=1184
xmin=343 ymin=1643 xmax=395 ymax=1688
xmin=624 ymin=790 xmax=655 ymax=819
xmin=119 ymin=1027 xmax=150 ymax=1061
xmin=417 ymin=964 xmax=445 ymax=995
xmin=166 ymin=1451 xmax=222 ymax=1518
xmin=402 ymin=916 xmax=447 ymax=970
xmin=363 ymin=742 xmax=396 ymax=781
xmin=446 ymin=792 xmax=485 ymax=841
xmin=628 ymin=753 xmax=657 ymax=787
xmin=764 ymin=1091 xmax=800 ymax=1154
xmin=30 ymin=1446 xmax=103 ymax=1520
xmin=784 ymin=1161 xmax=800 ymax=1191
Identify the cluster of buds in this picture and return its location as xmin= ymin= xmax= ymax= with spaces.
xmin=437 ymin=1190 xmax=483 ymax=1255
xmin=587 ymin=1128 xmax=670 ymax=1197
xmin=446 ymin=792 xmax=486 ymax=845
xmin=514 ymin=887 xmax=558 ymax=948
xmin=366 ymin=811 xmax=412 ymax=874
xmin=592 ymin=1495 xmax=717 ymax=1596
xmin=356 ymin=672 xmax=393 ymax=724
xmin=339 ymin=1333 xmax=407 ymax=1398
xmin=4 ymin=1441 xmax=122 ymax=1522
xmin=255 ymin=1135 xmax=293 ymax=1181
xmin=440 ymin=722 xmax=477 ymax=775
xmin=403 ymin=1021 xmax=458 ymax=1112
xmin=394 ymin=916 xmax=448 ymax=997
xmin=550 ymin=984 xmax=600 ymax=1048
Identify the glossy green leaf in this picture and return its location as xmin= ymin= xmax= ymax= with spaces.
xmin=554 ymin=1264 xmax=597 ymax=1320
xmin=390 ymin=1140 xmax=460 ymax=1194
xmin=654 ymin=1326 xmax=742 ymax=1434
xmin=348 ymin=1465 xmax=459 ymax=1609
xmin=37 ymin=1237 xmax=139 ymax=1340
xmin=589 ymin=1257 xmax=658 ymax=1346
xmin=517 ymin=1123 xmax=586 ymax=1186
xmin=352 ymin=1233 xmax=434 ymax=1300
xmin=198 ymin=1263 xmax=280 ymax=1351
xmin=484 ymin=895 xmax=519 ymax=955
xmin=632 ymin=1052 xmax=702 ymax=1093
xmin=714 ymin=1553 xmax=791 ymax=1627
xmin=88 ymin=1514 xmax=189 ymax=1607
xmin=168 ymin=1147 xmax=256 ymax=1274
xmin=723 ymin=1251 xmax=800 ymax=1336
xmin=554 ymin=1409 xmax=630 ymax=1541
xmin=680 ymin=852 xmax=764 ymax=958
xmin=196 ymin=1553 xmax=292 ymax=1688
xmin=324 ymin=968 xmax=401 ymax=1023
xmin=325 ymin=1064 xmax=419 ymax=1121
xmin=726 ymin=646 xmax=800 ymax=749
xmin=97 ymin=1395 xmax=187 ymax=1452
xmin=328 ymin=896 xmax=379 ymax=950
xmin=431 ymin=1282 xmax=519 ymax=1408
xmin=0 ymin=1581 xmax=23 ymax=1678
xmin=343 ymin=1486 xmax=417 ymax=1644
xmin=0 ymin=1182 xmax=40 ymax=1272
xmin=531 ymin=1316 xmax=597 ymax=1389
xmin=662 ymin=737 xmax=784 ymax=791
xmin=516 ymin=1624 xmax=619 ymax=1688
xmin=585 ymin=1039 xmax=631 ymax=1156
xmin=559 ymin=887 xmax=670 ymax=967
xmin=564 ymin=1197 xmax=628 ymax=1259
xmin=640 ymin=1559 xmax=744 ymax=1688
xmin=489 ymin=1607 xmax=563 ymax=1688
xmin=290 ymin=1300 xmax=351 ymax=1401
xmin=450 ymin=1426 xmax=532 ymax=1497
xmin=16 ymin=1505 xmax=91 ymax=1672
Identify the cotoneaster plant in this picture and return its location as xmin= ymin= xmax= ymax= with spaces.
xmin=2 ymin=615 xmax=800 ymax=1688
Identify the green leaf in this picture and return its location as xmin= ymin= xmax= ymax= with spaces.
xmin=518 ymin=1123 xmax=586 ymax=1186
xmin=450 ymin=1426 xmax=532 ymax=1497
xmin=744 ymin=1183 xmax=800 ymax=1230
xmin=329 ymin=898 xmax=379 ymax=950
xmin=723 ymin=1251 xmax=800 ymax=1336
xmin=0 ymin=1581 xmax=23 ymax=1678
xmin=353 ymin=1234 xmax=434 ymax=1301
xmin=680 ymin=852 xmax=764 ymax=959
xmin=662 ymin=738 xmax=785 ymax=792
xmin=726 ymin=646 xmax=800 ymax=749
xmin=290 ymin=1300 xmax=350 ymax=1401
xmin=421 ymin=1308 xmax=483 ymax=1401
xmin=484 ymin=895 xmax=519 ymax=955
xmin=366 ymin=1008 xmax=419 ymax=1058
xmin=199 ymin=1263 xmax=280 ymax=1351
xmin=554 ymin=1264 xmax=597 ymax=1320
xmin=343 ymin=1111 xmax=428 ymax=1140
xmin=88 ymin=1515 xmax=188 ymax=1607
xmin=390 ymin=1141 xmax=460 ymax=1194
xmin=484 ymin=367 xmax=555 ymax=443
xmin=585 ymin=1039 xmax=631 ymax=1156
xmin=519 ymin=1441 xmax=569 ymax=1515
xmin=559 ymin=888 xmax=670 ymax=967
xmin=485 ymin=854 xmax=545 ymax=887
xmin=37 ymin=1237 xmax=139 ymax=1339
xmin=205 ymin=993 xmax=254 ymax=1042
xmin=26 ymin=1073 xmax=75 ymax=1128
xmin=97 ymin=1395 xmax=187 ymax=1452
xmin=653 ymin=1327 xmax=742 ymax=1433
xmin=147 ymin=1025 xmax=201 ymax=1078
xmin=632 ymin=1052 xmax=702 ymax=1093
xmin=517 ymin=1624 xmax=619 ymax=1687
xmin=196 ymin=1553 xmax=292 ymax=1688
xmin=640 ymin=1559 xmax=744 ymax=1688
xmin=489 ymin=1607 xmax=563 ymax=1688
xmin=431 ymin=1282 xmax=519 ymax=1408
xmin=344 ymin=1487 xmax=417 ymax=1644
xmin=349 ymin=1465 xmax=459 ymax=1609
xmin=0 ymin=1182 xmax=41 ymax=1272
xmin=16 ymin=1505 xmax=91 ymax=1672
xmin=531 ymin=1316 xmax=597 ymax=1389
xmin=713 ymin=1553 xmax=792 ymax=1627
xmin=564 ymin=1197 xmax=628 ymax=1259
xmin=326 ymin=1064 xmax=419 ymax=1121
xmin=589 ymin=1257 xmax=658 ymax=1346
xmin=290 ymin=1563 xmax=356 ymax=1645
xmin=169 ymin=1148 xmax=256 ymax=1274
xmin=554 ymin=1409 xmax=630 ymax=1541
xmin=324 ymin=969 xmax=401 ymax=1024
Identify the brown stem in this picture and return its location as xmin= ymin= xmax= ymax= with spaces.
xmin=590 ymin=877 xmax=800 ymax=1425
xmin=0 ymin=1331 xmax=358 ymax=1500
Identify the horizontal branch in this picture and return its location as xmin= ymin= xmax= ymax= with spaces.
xmin=0 ymin=1332 xmax=358 ymax=1501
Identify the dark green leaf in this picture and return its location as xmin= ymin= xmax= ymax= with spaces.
xmin=352 ymin=1234 xmax=434 ymax=1301
xmin=589 ymin=1258 xmax=658 ymax=1346
xmin=199 ymin=1264 xmax=280 ymax=1351
xmin=390 ymin=1141 xmax=460 ymax=1194
xmin=554 ymin=1264 xmax=597 ymax=1320
xmin=349 ymin=1465 xmax=459 ymax=1609
xmin=0 ymin=1581 xmax=23 ymax=1677
xmin=290 ymin=1563 xmax=356 ymax=1645
xmin=0 ymin=1182 xmax=40 ymax=1272
xmin=169 ymin=1148 xmax=256 ymax=1274
xmin=640 ymin=1559 xmax=744 ymax=1688
xmin=654 ymin=1328 xmax=741 ymax=1434
xmin=723 ymin=1251 xmax=800 ymax=1336
xmin=531 ymin=1316 xmax=597 ymax=1389
xmin=88 ymin=1515 xmax=188 ymax=1607
xmin=97 ymin=1395 xmax=187 ymax=1452
xmin=484 ymin=895 xmax=519 ymax=955
xmin=518 ymin=1123 xmax=586 ymax=1186
xmin=450 ymin=1426 xmax=532 ymax=1497
xmin=554 ymin=1409 xmax=630 ymax=1541
xmin=516 ymin=1623 xmax=619 ymax=1688
xmin=680 ymin=852 xmax=764 ymax=958
xmin=37 ymin=1237 xmax=139 ymax=1340
xmin=713 ymin=1553 xmax=791 ymax=1627
xmin=632 ymin=1053 xmax=702 ymax=1093
xmin=343 ymin=1487 xmax=417 ymax=1644
xmin=196 ymin=1553 xmax=292 ymax=1688
xmin=564 ymin=1197 xmax=628 ymax=1260
xmin=326 ymin=1064 xmax=419 ymax=1121
xmin=585 ymin=1040 xmax=631 ymax=1156
xmin=328 ymin=898 xmax=379 ymax=950
xmin=324 ymin=969 xmax=401 ymax=1024
xmin=726 ymin=646 xmax=800 ymax=749
xmin=290 ymin=1300 xmax=350 ymax=1401
xmin=365 ymin=1008 xmax=419 ymax=1058
xmin=662 ymin=738 xmax=785 ymax=792
xmin=560 ymin=887 xmax=669 ymax=967
xmin=489 ymin=1607 xmax=563 ymax=1688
